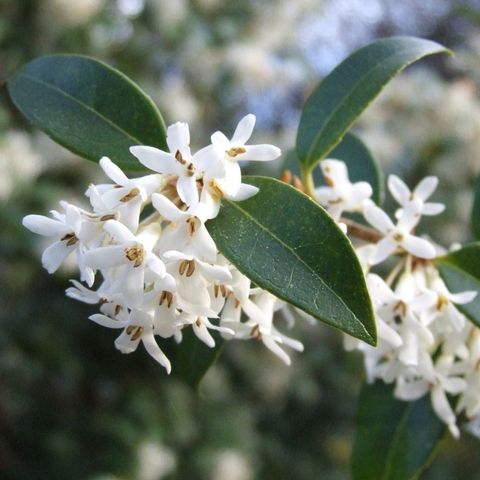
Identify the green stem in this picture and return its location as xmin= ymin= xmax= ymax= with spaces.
xmin=302 ymin=166 xmax=316 ymax=199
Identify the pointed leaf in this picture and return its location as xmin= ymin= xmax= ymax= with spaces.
xmin=7 ymin=55 xmax=167 ymax=171
xmin=436 ymin=243 xmax=480 ymax=327
xmin=207 ymin=176 xmax=376 ymax=345
xmin=352 ymin=382 xmax=447 ymax=480
xmin=296 ymin=37 xmax=449 ymax=174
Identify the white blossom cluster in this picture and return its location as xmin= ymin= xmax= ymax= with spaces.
xmin=22 ymin=115 xmax=303 ymax=373
xmin=315 ymin=159 xmax=478 ymax=438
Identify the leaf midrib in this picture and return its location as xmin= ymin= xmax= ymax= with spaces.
xmin=223 ymin=198 xmax=372 ymax=340
xmin=18 ymin=73 xmax=145 ymax=146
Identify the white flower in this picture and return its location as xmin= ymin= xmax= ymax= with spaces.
xmin=423 ymin=276 xmax=477 ymax=330
xmin=87 ymin=156 xmax=163 ymax=233
xmin=177 ymin=313 xmax=234 ymax=348
xmin=130 ymin=122 xmax=199 ymax=206
xmin=240 ymin=291 xmax=304 ymax=365
xmin=388 ymin=174 xmax=445 ymax=218
xmin=364 ymin=200 xmax=436 ymax=264
xmin=84 ymin=220 xmax=173 ymax=307
xmin=195 ymin=114 xmax=281 ymax=198
xmin=152 ymin=193 xmax=218 ymax=263
xmin=23 ymin=201 xmax=95 ymax=284
xmin=395 ymin=356 xmax=466 ymax=438
xmin=315 ymin=159 xmax=372 ymax=220
xmin=90 ymin=309 xmax=172 ymax=373
xmin=163 ymin=250 xmax=231 ymax=317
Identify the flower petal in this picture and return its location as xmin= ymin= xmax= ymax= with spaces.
xmin=23 ymin=215 xmax=70 ymax=237
xmin=364 ymin=203 xmax=394 ymax=233
xmin=371 ymin=237 xmax=396 ymax=264
xmin=167 ymin=122 xmax=190 ymax=152
xmin=388 ymin=174 xmax=410 ymax=206
xmin=104 ymin=220 xmax=136 ymax=244
xmin=89 ymin=314 xmax=126 ymax=329
xmin=176 ymin=174 xmax=199 ymax=206
xmin=42 ymin=240 xmax=75 ymax=273
xmin=262 ymin=336 xmax=291 ymax=365
xmin=152 ymin=193 xmax=188 ymax=222
xmin=130 ymin=146 xmax=181 ymax=175
xmin=192 ymin=321 xmax=216 ymax=348
xmin=401 ymin=234 xmax=436 ymax=259
xmin=231 ymin=114 xmax=256 ymax=144
xmin=242 ymin=144 xmax=281 ymax=161
xmin=422 ymin=202 xmax=445 ymax=216
xmin=415 ymin=176 xmax=438 ymax=200
xmin=100 ymin=157 xmax=129 ymax=186
xmin=142 ymin=332 xmax=172 ymax=373
xmin=83 ymin=245 xmax=127 ymax=269
xmin=226 ymin=183 xmax=259 ymax=202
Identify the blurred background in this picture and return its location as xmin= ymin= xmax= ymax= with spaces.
xmin=2 ymin=1 xmax=480 ymax=478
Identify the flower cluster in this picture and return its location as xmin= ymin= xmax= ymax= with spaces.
xmin=23 ymin=115 xmax=303 ymax=373
xmin=315 ymin=159 xmax=478 ymax=438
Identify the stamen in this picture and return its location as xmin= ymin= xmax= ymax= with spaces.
xmin=130 ymin=326 xmax=144 ymax=341
xmin=61 ymin=232 xmax=78 ymax=246
xmin=100 ymin=214 xmax=116 ymax=221
xmin=175 ymin=150 xmax=187 ymax=165
xmin=179 ymin=259 xmax=195 ymax=276
xmin=159 ymin=291 xmax=173 ymax=308
xmin=120 ymin=187 xmax=140 ymax=203
xmin=393 ymin=233 xmax=404 ymax=242
xmin=393 ymin=300 xmax=407 ymax=317
xmin=125 ymin=245 xmax=145 ymax=267
xmin=436 ymin=295 xmax=449 ymax=311
xmin=209 ymin=180 xmax=224 ymax=199
xmin=186 ymin=217 xmax=197 ymax=236
xmin=226 ymin=146 xmax=246 ymax=157
xmin=250 ymin=324 xmax=262 ymax=340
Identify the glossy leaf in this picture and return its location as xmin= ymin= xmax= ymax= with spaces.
xmin=7 ymin=55 xmax=167 ymax=171
xmin=172 ymin=327 xmax=224 ymax=391
xmin=471 ymin=174 xmax=480 ymax=240
xmin=352 ymin=382 xmax=447 ymax=480
xmin=207 ymin=176 xmax=376 ymax=345
xmin=436 ymin=243 xmax=480 ymax=327
xmin=296 ymin=37 xmax=449 ymax=174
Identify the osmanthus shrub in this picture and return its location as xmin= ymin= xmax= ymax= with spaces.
xmin=8 ymin=36 xmax=480 ymax=479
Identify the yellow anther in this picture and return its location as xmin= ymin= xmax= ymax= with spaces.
xmin=125 ymin=245 xmax=145 ymax=267
xmin=226 ymin=146 xmax=246 ymax=157
xmin=436 ymin=295 xmax=449 ymax=311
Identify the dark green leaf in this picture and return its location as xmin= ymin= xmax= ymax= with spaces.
xmin=207 ymin=176 xmax=376 ymax=345
xmin=296 ymin=37 xmax=449 ymax=174
xmin=352 ymin=382 xmax=447 ymax=480
xmin=436 ymin=243 xmax=480 ymax=327
xmin=7 ymin=55 xmax=167 ymax=171
xmin=173 ymin=327 xmax=224 ymax=391
xmin=471 ymin=174 xmax=480 ymax=240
